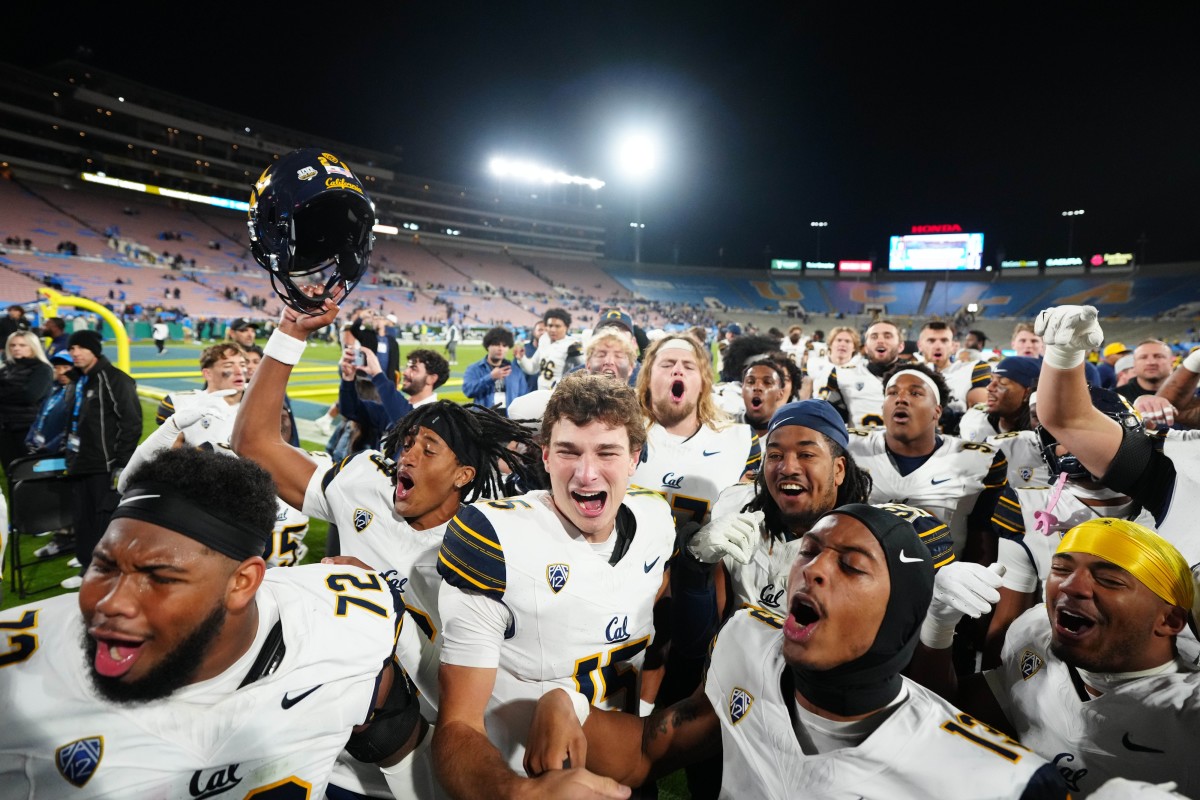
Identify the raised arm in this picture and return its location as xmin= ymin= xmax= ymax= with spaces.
xmin=231 ymin=295 xmax=340 ymax=509
xmin=1033 ymin=306 xmax=1123 ymax=478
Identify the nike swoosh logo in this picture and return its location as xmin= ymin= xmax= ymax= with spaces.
xmin=702 ymin=450 xmax=721 ymax=457
xmin=118 ymin=493 xmax=161 ymax=505
xmin=644 ymin=557 xmax=661 ymax=573
xmin=281 ymin=684 xmax=322 ymax=709
xmin=898 ymin=550 xmax=924 ymax=563
xmin=1122 ymin=732 xmax=1164 ymax=753
xmin=930 ymin=478 xmax=951 ymax=485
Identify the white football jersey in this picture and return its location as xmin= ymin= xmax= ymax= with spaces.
xmin=806 ymin=355 xmax=857 ymax=401
xmin=707 ymin=609 xmax=1066 ymax=799
xmin=0 ymin=564 xmax=398 ymax=800
xmin=1153 ymin=435 xmax=1200 ymax=565
xmin=992 ymin=486 xmax=1158 ymax=591
xmin=437 ymin=489 xmax=675 ymax=770
xmin=779 ymin=337 xmax=807 ymax=363
xmin=938 ymin=359 xmax=991 ymax=413
xmin=633 ymin=422 xmax=761 ymax=528
xmin=987 ymin=606 xmax=1200 ymax=797
xmin=711 ymin=484 xmax=955 ymax=613
xmin=518 ymin=333 xmax=580 ymax=390
xmin=303 ymin=450 xmax=445 ymax=710
xmin=823 ymin=360 xmax=887 ymax=428
xmin=847 ymin=428 xmax=1007 ymax=554
xmin=155 ymin=389 xmax=239 ymax=433
xmin=958 ymin=409 xmax=1049 ymax=488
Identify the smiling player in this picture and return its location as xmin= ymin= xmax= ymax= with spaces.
xmin=232 ymin=291 xmax=539 ymax=799
xmin=911 ymin=518 xmax=1200 ymax=797
xmin=432 ymin=372 xmax=675 ymax=799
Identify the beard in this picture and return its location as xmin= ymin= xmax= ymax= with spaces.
xmin=652 ymin=394 xmax=697 ymax=430
xmin=775 ymin=479 xmax=840 ymax=536
xmin=82 ymin=601 xmax=227 ymax=705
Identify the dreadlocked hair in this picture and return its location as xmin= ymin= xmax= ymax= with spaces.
xmin=381 ymin=401 xmax=543 ymax=503
xmin=742 ymin=435 xmax=873 ymax=543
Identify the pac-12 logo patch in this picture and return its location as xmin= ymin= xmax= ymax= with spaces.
xmin=56 ymin=736 xmax=103 ymax=787
xmin=353 ymin=508 xmax=374 ymax=533
xmin=547 ymin=563 xmax=570 ymax=594
xmin=1020 ymin=649 xmax=1044 ymax=680
xmin=729 ymin=687 xmax=754 ymax=725
xmin=1020 ymin=467 xmax=1034 ymax=482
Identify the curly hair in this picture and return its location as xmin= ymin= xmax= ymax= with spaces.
xmin=719 ymin=334 xmax=779 ymax=383
xmin=542 ymin=372 xmax=647 ymax=454
xmin=880 ymin=361 xmax=955 ymax=408
xmin=407 ymin=349 xmax=451 ymax=389
xmin=382 ymin=401 xmax=543 ymax=502
xmin=743 ymin=435 xmax=873 ymax=543
xmin=122 ymin=447 xmax=278 ymax=546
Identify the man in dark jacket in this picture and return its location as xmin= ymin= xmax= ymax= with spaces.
xmin=61 ymin=330 xmax=142 ymax=589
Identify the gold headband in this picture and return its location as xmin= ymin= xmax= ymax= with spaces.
xmin=1056 ymin=518 xmax=1193 ymax=609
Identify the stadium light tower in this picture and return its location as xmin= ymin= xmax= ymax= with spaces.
xmin=1062 ymin=209 xmax=1085 ymax=257
xmin=615 ymin=131 xmax=660 ymax=264
xmin=810 ymin=220 xmax=829 ymax=260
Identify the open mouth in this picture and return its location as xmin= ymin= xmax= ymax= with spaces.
xmin=750 ymin=396 xmax=764 ymax=409
xmin=571 ymin=490 xmax=607 ymax=517
xmin=671 ymin=380 xmax=685 ymax=401
xmin=776 ymin=480 xmax=807 ymax=497
xmin=395 ymin=471 xmax=416 ymax=503
xmin=1054 ymin=606 xmax=1096 ymax=639
xmin=92 ymin=633 xmax=145 ymax=679
xmin=891 ymin=408 xmax=911 ymax=423
xmin=784 ymin=593 xmax=822 ymax=642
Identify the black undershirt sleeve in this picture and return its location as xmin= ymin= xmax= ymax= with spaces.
xmin=1101 ymin=427 xmax=1175 ymax=523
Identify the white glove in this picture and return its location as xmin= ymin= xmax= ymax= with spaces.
xmin=1034 ymin=305 xmax=1103 ymax=370
xmin=919 ymin=562 xmax=1006 ymax=649
xmin=175 ymin=390 xmax=238 ymax=447
xmin=1090 ymin=779 xmax=1185 ymax=799
xmin=686 ymin=511 xmax=764 ymax=565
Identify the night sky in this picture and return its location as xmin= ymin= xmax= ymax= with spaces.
xmin=7 ymin=3 xmax=1198 ymax=268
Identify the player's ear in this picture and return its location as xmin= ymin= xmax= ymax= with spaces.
xmin=454 ymin=465 xmax=476 ymax=491
xmin=1156 ymin=603 xmax=1188 ymax=639
xmin=628 ymin=447 xmax=642 ymax=476
xmin=227 ymin=557 xmax=266 ymax=612
xmin=832 ymin=454 xmax=846 ymax=486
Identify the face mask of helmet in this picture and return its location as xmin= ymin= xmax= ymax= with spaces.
xmin=248 ymin=149 xmax=376 ymax=315
xmin=1037 ymin=386 xmax=1143 ymax=481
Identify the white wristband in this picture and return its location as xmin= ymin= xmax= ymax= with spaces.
xmin=919 ymin=615 xmax=959 ymax=651
xmin=263 ymin=329 xmax=306 ymax=366
xmin=568 ymin=690 xmax=591 ymax=727
xmin=1042 ymin=344 xmax=1085 ymax=371
xmin=1184 ymin=349 xmax=1200 ymax=374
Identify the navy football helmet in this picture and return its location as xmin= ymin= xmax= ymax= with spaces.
xmin=1037 ymin=387 xmax=1142 ymax=480
xmin=248 ymin=149 xmax=375 ymax=314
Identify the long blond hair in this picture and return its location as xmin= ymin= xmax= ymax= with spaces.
xmin=636 ymin=334 xmax=730 ymax=431
xmin=5 ymin=330 xmax=50 ymax=365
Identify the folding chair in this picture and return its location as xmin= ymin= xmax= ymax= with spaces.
xmin=6 ymin=455 xmax=74 ymax=600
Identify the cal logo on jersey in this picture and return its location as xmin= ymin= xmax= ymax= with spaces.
xmin=547 ymin=563 xmax=570 ymax=593
xmin=1020 ymin=649 xmax=1044 ymax=680
xmin=729 ymin=687 xmax=754 ymax=725
xmin=353 ymin=507 xmax=374 ymax=533
xmin=56 ymin=736 xmax=103 ymax=788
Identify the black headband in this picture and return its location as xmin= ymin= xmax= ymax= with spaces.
xmin=111 ymin=483 xmax=269 ymax=561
